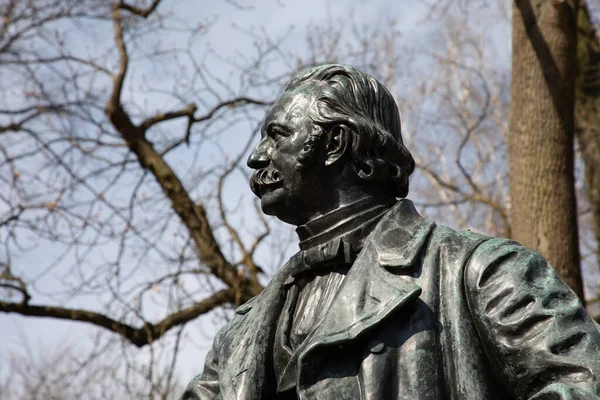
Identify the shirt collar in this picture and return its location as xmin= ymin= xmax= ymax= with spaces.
xmin=295 ymin=196 xmax=396 ymax=251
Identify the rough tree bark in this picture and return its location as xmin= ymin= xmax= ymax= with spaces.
xmin=576 ymin=1 xmax=600 ymax=272
xmin=509 ymin=0 xmax=584 ymax=300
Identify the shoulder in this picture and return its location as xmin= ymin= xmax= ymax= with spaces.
xmin=422 ymin=225 xmax=552 ymax=287
xmin=462 ymin=237 xmax=550 ymax=291
xmin=430 ymin=224 xmax=490 ymax=247
xmin=214 ymin=253 xmax=301 ymax=344
xmin=235 ymin=294 xmax=260 ymax=315
xmin=419 ymin=223 xmax=492 ymax=264
xmin=209 ymin=294 xmax=260 ymax=351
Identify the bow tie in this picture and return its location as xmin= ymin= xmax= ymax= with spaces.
xmin=290 ymin=237 xmax=356 ymax=280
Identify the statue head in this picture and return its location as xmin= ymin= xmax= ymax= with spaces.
xmin=248 ymin=64 xmax=414 ymax=225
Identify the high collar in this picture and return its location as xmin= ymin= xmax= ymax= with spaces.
xmin=295 ymin=196 xmax=395 ymax=251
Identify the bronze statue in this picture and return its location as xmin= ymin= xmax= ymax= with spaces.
xmin=181 ymin=64 xmax=600 ymax=399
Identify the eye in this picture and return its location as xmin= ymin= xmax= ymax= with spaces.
xmin=268 ymin=125 xmax=291 ymax=140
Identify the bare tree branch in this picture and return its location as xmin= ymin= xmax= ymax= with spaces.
xmin=0 ymin=288 xmax=235 ymax=347
xmin=105 ymin=2 xmax=263 ymax=298
xmin=140 ymin=103 xmax=198 ymax=132
xmin=119 ymin=0 xmax=163 ymax=18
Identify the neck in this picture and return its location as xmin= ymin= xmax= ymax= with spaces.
xmin=296 ymin=192 xmax=396 ymax=250
xmin=301 ymin=169 xmax=396 ymax=223
xmin=308 ymin=189 xmax=393 ymax=220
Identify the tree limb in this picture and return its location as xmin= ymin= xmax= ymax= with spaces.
xmin=105 ymin=3 xmax=263 ymax=298
xmin=107 ymin=3 xmax=128 ymax=116
xmin=139 ymin=103 xmax=197 ymax=131
xmin=119 ymin=0 xmax=163 ymax=18
xmin=0 ymin=288 xmax=235 ymax=347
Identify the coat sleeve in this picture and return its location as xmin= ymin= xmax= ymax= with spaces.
xmin=464 ymin=238 xmax=600 ymax=399
xmin=180 ymin=340 xmax=221 ymax=400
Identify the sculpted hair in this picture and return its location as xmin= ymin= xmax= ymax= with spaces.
xmin=285 ymin=64 xmax=415 ymax=198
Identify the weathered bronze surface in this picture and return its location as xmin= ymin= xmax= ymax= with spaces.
xmin=182 ymin=64 xmax=600 ymax=399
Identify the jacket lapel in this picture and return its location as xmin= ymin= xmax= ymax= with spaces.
xmin=295 ymin=200 xmax=436 ymax=382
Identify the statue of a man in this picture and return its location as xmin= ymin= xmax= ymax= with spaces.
xmin=182 ymin=64 xmax=600 ymax=400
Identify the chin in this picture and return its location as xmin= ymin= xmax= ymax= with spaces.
xmin=260 ymin=190 xmax=304 ymax=225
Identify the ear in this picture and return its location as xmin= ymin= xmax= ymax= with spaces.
xmin=325 ymin=124 xmax=350 ymax=167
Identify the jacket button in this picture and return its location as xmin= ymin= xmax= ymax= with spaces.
xmin=368 ymin=339 xmax=385 ymax=353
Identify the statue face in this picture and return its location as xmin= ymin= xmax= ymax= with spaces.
xmin=247 ymin=88 xmax=328 ymax=225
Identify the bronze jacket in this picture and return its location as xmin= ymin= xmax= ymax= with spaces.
xmin=181 ymin=200 xmax=600 ymax=400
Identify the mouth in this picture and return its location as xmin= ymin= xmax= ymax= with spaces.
xmin=250 ymin=169 xmax=283 ymax=197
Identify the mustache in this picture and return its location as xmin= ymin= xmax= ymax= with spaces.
xmin=249 ymin=168 xmax=283 ymax=196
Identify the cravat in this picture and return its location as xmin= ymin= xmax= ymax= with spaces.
xmin=290 ymin=237 xmax=356 ymax=280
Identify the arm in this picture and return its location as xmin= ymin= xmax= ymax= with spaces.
xmin=464 ymin=238 xmax=600 ymax=399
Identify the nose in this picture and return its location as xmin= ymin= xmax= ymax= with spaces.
xmin=247 ymin=139 xmax=270 ymax=169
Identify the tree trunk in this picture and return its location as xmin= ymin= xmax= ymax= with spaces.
xmin=576 ymin=1 xmax=600 ymax=277
xmin=509 ymin=0 xmax=584 ymax=300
